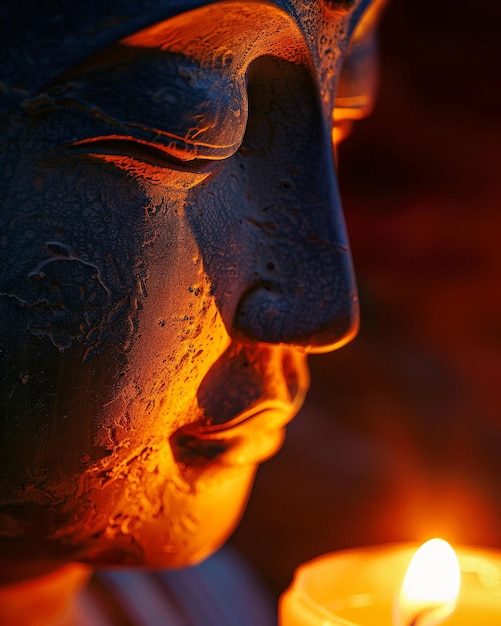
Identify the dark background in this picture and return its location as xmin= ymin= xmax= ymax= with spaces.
xmin=230 ymin=0 xmax=501 ymax=595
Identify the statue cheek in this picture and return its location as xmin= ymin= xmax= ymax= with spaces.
xmin=16 ymin=257 xmax=113 ymax=356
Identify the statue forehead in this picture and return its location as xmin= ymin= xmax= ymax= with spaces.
xmin=3 ymin=0 xmax=371 ymax=93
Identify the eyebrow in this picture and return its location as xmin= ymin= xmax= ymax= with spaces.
xmin=120 ymin=1 xmax=311 ymax=74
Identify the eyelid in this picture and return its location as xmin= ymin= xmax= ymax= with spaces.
xmin=124 ymin=122 xmax=245 ymax=161
xmin=71 ymin=133 xmax=240 ymax=164
xmin=65 ymin=134 xmax=225 ymax=187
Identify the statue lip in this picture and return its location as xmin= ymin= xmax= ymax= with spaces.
xmin=171 ymin=399 xmax=298 ymax=466
xmin=190 ymin=399 xmax=295 ymax=438
xmin=171 ymin=345 xmax=308 ymax=465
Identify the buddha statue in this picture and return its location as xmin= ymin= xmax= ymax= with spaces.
xmin=0 ymin=0 xmax=386 ymax=622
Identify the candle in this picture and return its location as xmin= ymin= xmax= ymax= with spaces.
xmin=279 ymin=540 xmax=501 ymax=625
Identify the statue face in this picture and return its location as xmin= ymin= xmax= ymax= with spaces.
xmin=0 ymin=0 xmax=384 ymax=579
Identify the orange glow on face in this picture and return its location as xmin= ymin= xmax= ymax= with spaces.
xmin=0 ymin=0 xmax=380 ymax=577
xmin=121 ymin=2 xmax=309 ymax=64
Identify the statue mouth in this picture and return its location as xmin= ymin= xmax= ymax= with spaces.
xmin=171 ymin=400 xmax=296 ymax=467
xmin=193 ymin=399 xmax=295 ymax=435
xmin=171 ymin=345 xmax=309 ymax=467
xmin=182 ymin=398 xmax=296 ymax=438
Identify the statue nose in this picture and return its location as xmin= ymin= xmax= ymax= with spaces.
xmin=187 ymin=55 xmax=359 ymax=353
xmin=231 ymin=58 xmax=359 ymax=353
xmin=231 ymin=152 xmax=359 ymax=353
xmin=233 ymin=240 xmax=358 ymax=353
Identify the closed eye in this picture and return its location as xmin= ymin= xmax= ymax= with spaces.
xmin=69 ymin=135 xmax=221 ymax=174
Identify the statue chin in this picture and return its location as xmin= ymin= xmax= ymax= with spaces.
xmin=0 ymin=458 xmax=258 ymax=581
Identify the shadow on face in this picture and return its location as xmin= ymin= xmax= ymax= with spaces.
xmin=0 ymin=0 xmax=384 ymax=581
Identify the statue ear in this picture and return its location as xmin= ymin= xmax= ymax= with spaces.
xmin=334 ymin=0 xmax=388 ymax=129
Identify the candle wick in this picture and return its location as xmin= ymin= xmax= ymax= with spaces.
xmin=407 ymin=606 xmax=436 ymax=626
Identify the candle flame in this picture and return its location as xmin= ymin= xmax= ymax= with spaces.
xmin=394 ymin=539 xmax=461 ymax=626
